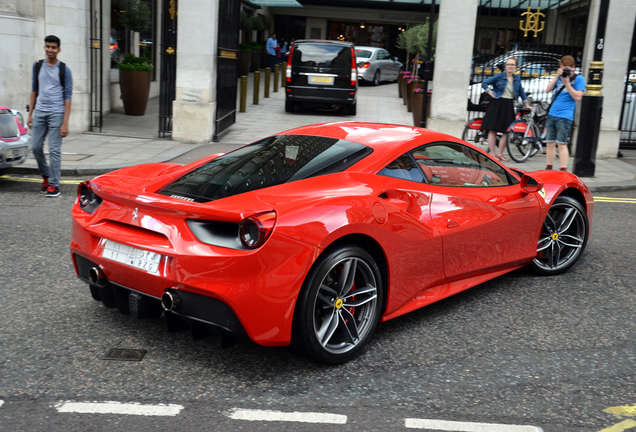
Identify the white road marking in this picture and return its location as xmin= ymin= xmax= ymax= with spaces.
xmin=0 ymin=400 xmax=4 ymax=408
xmin=405 ymin=418 xmax=543 ymax=431
xmin=229 ymin=408 xmax=347 ymax=424
xmin=54 ymin=401 xmax=183 ymax=416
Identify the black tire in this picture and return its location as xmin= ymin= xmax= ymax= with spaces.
xmin=285 ymin=99 xmax=296 ymax=113
xmin=530 ymin=195 xmax=589 ymax=276
xmin=507 ymin=130 xmax=532 ymax=163
xmin=373 ymin=70 xmax=381 ymax=86
xmin=347 ymin=102 xmax=357 ymax=116
xmin=292 ymin=245 xmax=383 ymax=364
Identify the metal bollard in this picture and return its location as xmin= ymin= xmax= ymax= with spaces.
xmin=281 ymin=62 xmax=287 ymax=88
xmin=274 ymin=64 xmax=279 ymax=92
xmin=253 ymin=71 xmax=260 ymax=105
xmin=264 ymin=67 xmax=271 ymax=98
xmin=240 ymin=76 xmax=247 ymax=112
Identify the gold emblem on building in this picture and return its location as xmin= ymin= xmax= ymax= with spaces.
xmin=169 ymin=0 xmax=177 ymax=20
xmin=519 ymin=7 xmax=545 ymax=37
xmin=166 ymin=46 xmax=175 ymax=54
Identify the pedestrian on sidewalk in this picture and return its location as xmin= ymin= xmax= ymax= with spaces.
xmin=481 ymin=57 xmax=531 ymax=162
xmin=27 ymin=35 xmax=73 ymax=197
xmin=544 ymin=55 xmax=585 ymax=172
xmin=266 ymin=33 xmax=278 ymax=71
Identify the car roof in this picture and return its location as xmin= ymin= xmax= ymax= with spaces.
xmin=276 ymin=122 xmax=463 ymax=170
xmin=293 ymin=39 xmax=354 ymax=47
xmin=355 ymin=46 xmax=384 ymax=51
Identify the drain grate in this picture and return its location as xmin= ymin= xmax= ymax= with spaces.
xmin=102 ymin=348 xmax=148 ymax=361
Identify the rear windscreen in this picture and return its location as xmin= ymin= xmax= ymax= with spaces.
xmin=355 ymin=50 xmax=372 ymax=59
xmin=292 ymin=44 xmax=351 ymax=68
xmin=158 ymin=135 xmax=372 ymax=203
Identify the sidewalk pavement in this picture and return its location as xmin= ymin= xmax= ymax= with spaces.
xmin=9 ymin=73 xmax=636 ymax=192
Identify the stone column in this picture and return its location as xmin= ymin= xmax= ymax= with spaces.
xmin=580 ymin=0 xmax=636 ymax=158
xmin=427 ymin=0 xmax=479 ymax=138
xmin=172 ymin=0 xmax=219 ymax=143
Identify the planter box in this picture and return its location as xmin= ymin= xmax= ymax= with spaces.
xmin=239 ymin=51 xmax=252 ymax=76
xmin=119 ymin=70 xmax=151 ymax=116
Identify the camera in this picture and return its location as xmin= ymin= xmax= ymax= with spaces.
xmin=562 ymin=68 xmax=571 ymax=78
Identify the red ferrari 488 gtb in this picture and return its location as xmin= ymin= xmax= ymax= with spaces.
xmin=70 ymin=122 xmax=593 ymax=364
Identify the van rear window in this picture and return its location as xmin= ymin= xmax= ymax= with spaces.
xmin=293 ymin=43 xmax=351 ymax=68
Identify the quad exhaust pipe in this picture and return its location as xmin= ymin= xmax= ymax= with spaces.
xmin=88 ymin=266 xmax=107 ymax=287
xmin=161 ymin=290 xmax=182 ymax=312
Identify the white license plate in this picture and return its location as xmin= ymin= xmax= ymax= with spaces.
xmin=102 ymin=240 xmax=162 ymax=274
xmin=8 ymin=147 xmax=26 ymax=158
xmin=309 ymin=76 xmax=334 ymax=85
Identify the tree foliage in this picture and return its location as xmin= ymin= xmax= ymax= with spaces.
xmin=118 ymin=0 xmax=152 ymax=33
xmin=396 ymin=19 xmax=437 ymax=58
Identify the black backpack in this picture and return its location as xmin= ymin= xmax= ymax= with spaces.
xmin=34 ymin=59 xmax=67 ymax=100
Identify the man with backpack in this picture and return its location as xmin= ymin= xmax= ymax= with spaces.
xmin=544 ymin=55 xmax=585 ymax=172
xmin=27 ymin=35 xmax=73 ymax=197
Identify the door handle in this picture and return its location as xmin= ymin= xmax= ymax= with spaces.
xmin=447 ymin=220 xmax=460 ymax=229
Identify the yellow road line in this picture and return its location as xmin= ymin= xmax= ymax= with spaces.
xmin=605 ymin=404 xmax=636 ymax=417
xmin=0 ymin=175 xmax=84 ymax=185
xmin=593 ymin=197 xmax=636 ymax=203
xmin=597 ymin=419 xmax=636 ymax=432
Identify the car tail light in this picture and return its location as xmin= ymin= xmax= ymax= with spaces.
xmin=77 ymin=181 xmax=102 ymax=213
xmin=110 ymin=43 xmax=118 ymax=50
xmin=239 ymin=211 xmax=276 ymax=249
xmin=351 ymin=48 xmax=357 ymax=85
xmin=358 ymin=62 xmax=370 ymax=69
xmin=286 ymin=46 xmax=294 ymax=82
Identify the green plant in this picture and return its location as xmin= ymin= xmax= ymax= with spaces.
xmin=240 ymin=43 xmax=252 ymax=53
xmin=252 ymin=15 xmax=265 ymax=32
xmin=259 ymin=15 xmax=272 ymax=32
xmin=240 ymin=11 xmax=253 ymax=31
xmin=117 ymin=53 xmax=153 ymax=72
xmin=118 ymin=0 xmax=152 ymax=33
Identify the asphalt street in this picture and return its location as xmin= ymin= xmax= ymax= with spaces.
xmin=0 ymin=177 xmax=635 ymax=432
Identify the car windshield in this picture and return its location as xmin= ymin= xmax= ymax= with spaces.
xmin=293 ymin=43 xmax=351 ymax=67
xmin=158 ymin=135 xmax=372 ymax=203
xmin=355 ymin=50 xmax=372 ymax=59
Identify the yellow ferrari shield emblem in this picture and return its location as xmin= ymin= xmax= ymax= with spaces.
xmin=552 ymin=233 xmax=559 ymax=240
xmin=335 ymin=299 xmax=343 ymax=309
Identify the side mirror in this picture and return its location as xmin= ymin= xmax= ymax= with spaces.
xmin=520 ymin=174 xmax=544 ymax=195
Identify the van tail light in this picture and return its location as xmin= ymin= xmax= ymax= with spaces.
xmin=286 ymin=46 xmax=294 ymax=82
xmin=350 ymin=48 xmax=357 ymax=85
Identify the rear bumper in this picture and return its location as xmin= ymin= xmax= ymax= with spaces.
xmin=286 ymin=86 xmax=356 ymax=106
xmin=74 ymin=253 xmax=249 ymax=339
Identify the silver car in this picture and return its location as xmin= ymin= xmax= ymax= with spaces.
xmin=356 ymin=46 xmax=403 ymax=86
xmin=0 ymin=107 xmax=30 ymax=175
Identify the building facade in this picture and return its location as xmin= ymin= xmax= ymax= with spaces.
xmin=1 ymin=0 xmax=634 ymax=157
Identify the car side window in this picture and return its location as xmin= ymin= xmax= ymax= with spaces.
xmin=378 ymin=154 xmax=424 ymax=182
xmin=378 ymin=50 xmax=390 ymax=60
xmin=411 ymin=142 xmax=511 ymax=187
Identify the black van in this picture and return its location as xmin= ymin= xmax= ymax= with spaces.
xmin=285 ymin=40 xmax=358 ymax=115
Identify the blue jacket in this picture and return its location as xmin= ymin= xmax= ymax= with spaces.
xmin=481 ymin=72 xmax=528 ymax=103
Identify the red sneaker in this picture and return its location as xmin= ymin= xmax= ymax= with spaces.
xmin=41 ymin=176 xmax=49 ymax=193
xmin=45 ymin=186 xmax=60 ymax=197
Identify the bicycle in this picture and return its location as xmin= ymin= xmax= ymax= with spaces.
xmin=462 ymin=100 xmax=525 ymax=155
xmin=506 ymin=100 xmax=552 ymax=163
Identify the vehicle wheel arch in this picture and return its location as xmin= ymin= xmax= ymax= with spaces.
xmin=302 ymin=233 xmax=389 ymax=316
xmin=554 ymin=186 xmax=587 ymax=212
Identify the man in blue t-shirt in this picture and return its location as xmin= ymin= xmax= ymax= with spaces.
xmin=266 ymin=33 xmax=278 ymax=70
xmin=27 ymin=35 xmax=73 ymax=197
xmin=544 ymin=55 xmax=585 ymax=172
